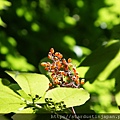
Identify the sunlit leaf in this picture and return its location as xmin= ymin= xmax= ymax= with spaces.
xmin=115 ymin=92 xmax=120 ymax=110
xmin=0 ymin=80 xmax=25 ymax=113
xmin=0 ymin=0 xmax=11 ymax=10
xmin=77 ymin=66 xmax=89 ymax=78
xmin=45 ymin=88 xmax=90 ymax=109
xmin=9 ymin=83 xmax=32 ymax=102
xmin=17 ymin=89 xmax=32 ymax=102
xmin=6 ymin=71 xmax=49 ymax=99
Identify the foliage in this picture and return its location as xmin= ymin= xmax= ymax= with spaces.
xmin=0 ymin=0 xmax=120 ymax=119
xmin=78 ymin=40 xmax=120 ymax=113
xmin=0 ymin=70 xmax=89 ymax=119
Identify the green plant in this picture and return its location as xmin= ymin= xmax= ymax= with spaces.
xmin=0 ymin=48 xmax=90 ymax=120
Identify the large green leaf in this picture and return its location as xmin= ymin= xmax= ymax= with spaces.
xmin=0 ymin=80 xmax=25 ymax=113
xmin=78 ymin=40 xmax=120 ymax=83
xmin=45 ymin=88 xmax=90 ymax=109
xmin=80 ymin=40 xmax=120 ymax=66
xmin=6 ymin=71 xmax=49 ymax=98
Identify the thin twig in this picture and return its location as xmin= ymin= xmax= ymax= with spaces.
xmin=71 ymin=107 xmax=80 ymax=120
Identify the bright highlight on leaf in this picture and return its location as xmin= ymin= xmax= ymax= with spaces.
xmin=45 ymin=87 xmax=90 ymax=109
xmin=6 ymin=71 xmax=49 ymax=99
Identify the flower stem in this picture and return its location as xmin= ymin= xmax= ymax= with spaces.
xmin=71 ymin=107 xmax=80 ymax=120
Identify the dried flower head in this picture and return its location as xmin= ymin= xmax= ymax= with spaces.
xmin=41 ymin=48 xmax=84 ymax=88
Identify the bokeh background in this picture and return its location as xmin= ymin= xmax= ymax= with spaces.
xmin=0 ymin=0 xmax=120 ymax=114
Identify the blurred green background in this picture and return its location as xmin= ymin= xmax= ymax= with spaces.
xmin=0 ymin=0 xmax=120 ymax=114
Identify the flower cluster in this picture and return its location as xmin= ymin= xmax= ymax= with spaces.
xmin=41 ymin=48 xmax=84 ymax=88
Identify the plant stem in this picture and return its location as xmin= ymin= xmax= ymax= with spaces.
xmin=71 ymin=107 xmax=80 ymax=120
xmin=34 ymin=104 xmax=70 ymax=120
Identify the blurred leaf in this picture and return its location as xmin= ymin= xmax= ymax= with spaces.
xmin=12 ymin=109 xmax=36 ymax=120
xmin=0 ymin=0 xmax=11 ymax=10
xmin=45 ymin=88 xmax=90 ymax=109
xmin=0 ymin=80 xmax=25 ymax=113
xmin=115 ymin=92 xmax=120 ymax=110
xmin=95 ymin=0 xmax=120 ymax=28
xmin=64 ymin=16 xmax=76 ymax=25
xmin=63 ymin=35 xmax=76 ymax=48
xmin=110 ymin=66 xmax=120 ymax=93
xmin=6 ymin=71 xmax=49 ymax=99
xmin=80 ymin=46 xmax=92 ymax=56
xmin=0 ymin=115 xmax=10 ymax=120
xmin=0 ymin=17 xmax=6 ymax=27
xmin=6 ymin=54 xmax=35 ymax=71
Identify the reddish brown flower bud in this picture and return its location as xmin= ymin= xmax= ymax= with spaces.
xmin=62 ymin=59 xmax=68 ymax=65
xmin=75 ymin=79 xmax=80 ymax=85
xmin=58 ymin=71 xmax=65 ymax=75
xmin=68 ymin=58 xmax=72 ymax=63
xmin=54 ymin=79 xmax=60 ymax=85
xmin=80 ymin=79 xmax=85 ymax=85
xmin=48 ymin=52 xmax=52 ymax=59
xmin=64 ymin=65 xmax=69 ymax=71
xmin=54 ymin=56 xmax=59 ymax=60
xmin=49 ymin=83 xmax=53 ymax=87
xmin=55 ymin=52 xmax=63 ymax=59
xmin=41 ymin=62 xmax=47 ymax=67
xmin=50 ymin=48 xmax=54 ymax=54
xmin=45 ymin=67 xmax=49 ymax=71
xmin=72 ymin=67 xmax=77 ymax=74
xmin=56 ymin=61 xmax=62 ymax=67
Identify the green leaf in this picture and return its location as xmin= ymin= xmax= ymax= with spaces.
xmin=1 ymin=78 xmax=11 ymax=86
xmin=17 ymin=89 xmax=32 ymax=102
xmin=0 ymin=115 xmax=10 ymax=120
xmin=9 ymin=83 xmax=32 ymax=102
xmin=9 ymin=83 xmax=21 ymax=92
xmin=77 ymin=66 xmax=89 ymax=78
xmin=79 ymin=40 xmax=120 ymax=82
xmin=12 ymin=109 xmax=36 ymax=120
xmin=6 ymin=71 xmax=49 ymax=98
xmin=80 ymin=46 xmax=92 ymax=56
xmin=0 ymin=0 xmax=11 ymax=10
xmin=81 ymin=40 xmax=120 ymax=66
xmin=115 ymin=92 xmax=120 ymax=109
xmin=15 ymin=108 xmax=35 ymax=113
xmin=45 ymin=88 xmax=90 ymax=109
xmin=0 ymin=80 xmax=25 ymax=113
